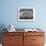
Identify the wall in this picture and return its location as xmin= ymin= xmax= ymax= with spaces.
xmin=0 ymin=0 xmax=46 ymax=44
xmin=0 ymin=0 xmax=46 ymax=30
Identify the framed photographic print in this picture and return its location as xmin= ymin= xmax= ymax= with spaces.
xmin=17 ymin=7 xmax=35 ymax=21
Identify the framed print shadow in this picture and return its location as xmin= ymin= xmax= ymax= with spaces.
xmin=17 ymin=7 xmax=35 ymax=21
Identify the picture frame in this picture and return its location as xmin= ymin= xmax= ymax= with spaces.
xmin=17 ymin=7 xmax=35 ymax=21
